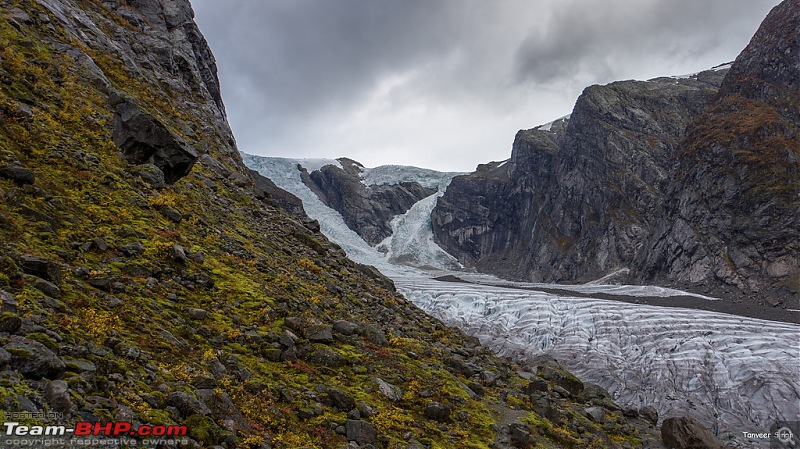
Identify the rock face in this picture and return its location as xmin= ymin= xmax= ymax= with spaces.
xmin=250 ymin=169 xmax=307 ymax=218
xmin=35 ymin=0 xmax=241 ymax=183
xmin=432 ymin=0 xmax=798 ymax=302
xmin=635 ymin=0 xmax=800 ymax=302
xmin=433 ymin=71 xmax=724 ymax=282
xmin=303 ymin=158 xmax=436 ymax=245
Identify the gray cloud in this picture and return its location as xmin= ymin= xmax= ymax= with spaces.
xmin=192 ymin=0 xmax=778 ymax=171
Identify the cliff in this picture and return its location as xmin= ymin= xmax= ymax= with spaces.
xmin=635 ymin=0 xmax=800 ymax=304
xmin=432 ymin=70 xmax=725 ymax=282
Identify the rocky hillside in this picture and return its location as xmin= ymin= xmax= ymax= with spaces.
xmin=432 ymin=0 xmax=798 ymax=303
xmin=0 ymin=1 xmax=667 ymax=448
xmin=634 ymin=0 xmax=800 ymax=304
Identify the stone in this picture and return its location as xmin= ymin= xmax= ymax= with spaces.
xmin=111 ymin=92 xmax=199 ymax=184
xmin=424 ymin=401 xmax=451 ymax=422
xmin=195 ymin=389 xmax=250 ymax=432
xmin=333 ymin=320 xmax=358 ymax=336
xmin=171 ymin=244 xmax=188 ymax=265
xmin=584 ymin=406 xmax=605 ymax=423
xmin=345 ymin=419 xmax=376 ymax=445
xmin=661 ymin=416 xmax=724 ymax=449
xmin=537 ymin=365 xmax=584 ymax=397
xmin=45 ymin=380 xmax=73 ymax=413
xmin=523 ymin=377 xmax=549 ymax=394
xmin=361 ymin=324 xmax=388 ymax=346
xmin=372 ymin=377 xmax=402 ymax=402
xmin=284 ymin=317 xmax=304 ymax=333
xmin=0 ymin=290 xmax=18 ymax=313
xmin=10 ymin=7 xmax=33 ymax=25
xmin=63 ymin=358 xmax=97 ymax=372
xmin=308 ymin=348 xmax=347 ymax=368
xmin=278 ymin=330 xmax=298 ymax=348
xmin=121 ymin=241 xmax=145 ymax=257
xmin=0 ymin=165 xmax=34 ymax=185
xmin=307 ymin=325 xmax=334 ymax=344
xmin=639 ymin=405 xmax=659 ymax=426
xmin=4 ymin=336 xmax=66 ymax=378
xmin=166 ymin=391 xmax=211 ymax=418
xmin=509 ymin=422 xmax=532 ymax=447
xmin=160 ymin=206 xmax=183 ymax=223
xmin=0 ymin=348 xmax=11 ymax=369
xmin=32 ymin=278 xmax=62 ymax=299
xmin=318 ymin=385 xmax=356 ymax=412
xmin=129 ymin=164 xmax=166 ymax=189
xmin=0 ymin=312 xmax=22 ymax=333
xmin=17 ymin=255 xmax=62 ymax=282
xmin=188 ymin=308 xmax=207 ymax=320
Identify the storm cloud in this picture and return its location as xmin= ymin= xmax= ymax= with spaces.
xmin=192 ymin=0 xmax=778 ymax=171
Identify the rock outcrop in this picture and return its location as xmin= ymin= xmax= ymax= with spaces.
xmin=250 ymin=169 xmax=307 ymax=218
xmin=303 ymin=158 xmax=436 ymax=245
xmin=433 ymin=70 xmax=724 ymax=281
xmin=661 ymin=417 xmax=725 ymax=449
xmin=635 ymin=0 xmax=800 ymax=303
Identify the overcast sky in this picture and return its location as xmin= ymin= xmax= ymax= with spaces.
xmin=192 ymin=0 xmax=778 ymax=172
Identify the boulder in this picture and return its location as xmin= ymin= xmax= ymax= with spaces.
xmin=111 ymin=93 xmax=199 ymax=184
xmin=0 ymin=165 xmax=34 ymax=185
xmin=166 ymin=391 xmax=212 ymax=418
xmin=4 ymin=336 xmax=66 ymax=378
xmin=640 ymin=405 xmax=659 ymax=426
xmin=45 ymin=380 xmax=73 ymax=413
xmin=424 ymin=402 xmax=451 ymax=422
xmin=333 ymin=320 xmax=358 ymax=336
xmin=372 ymin=377 xmax=402 ymax=402
xmin=345 ymin=419 xmax=376 ymax=445
xmin=307 ymin=325 xmax=334 ymax=344
xmin=661 ymin=417 xmax=724 ymax=449
xmin=17 ymin=255 xmax=62 ymax=282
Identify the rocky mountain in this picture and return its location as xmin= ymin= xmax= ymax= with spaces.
xmin=0 ymin=1 xmax=667 ymax=448
xmin=431 ymin=0 xmax=798 ymax=304
xmin=634 ymin=0 xmax=800 ymax=304
xmin=432 ymin=68 xmax=726 ymax=282
xmin=301 ymin=158 xmax=438 ymax=246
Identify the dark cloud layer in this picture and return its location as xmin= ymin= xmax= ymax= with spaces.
xmin=192 ymin=0 xmax=778 ymax=171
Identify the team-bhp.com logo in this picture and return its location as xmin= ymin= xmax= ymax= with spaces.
xmin=4 ymin=421 xmax=188 ymax=437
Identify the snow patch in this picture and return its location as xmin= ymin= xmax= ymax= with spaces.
xmin=296 ymin=158 xmax=342 ymax=173
xmin=536 ymin=114 xmax=570 ymax=132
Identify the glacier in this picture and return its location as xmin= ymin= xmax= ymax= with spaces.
xmin=243 ymin=153 xmax=800 ymax=448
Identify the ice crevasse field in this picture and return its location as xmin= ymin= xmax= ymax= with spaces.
xmin=243 ymin=154 xmax=799 ymax=448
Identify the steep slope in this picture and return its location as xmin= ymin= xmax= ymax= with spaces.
xmin=432 ymin=70 xmax=725 ymax=282
xmin=0 ymin=1 xmax=660 ymax=448
xmin=635 ymin=0 xmax=800 ymax=303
